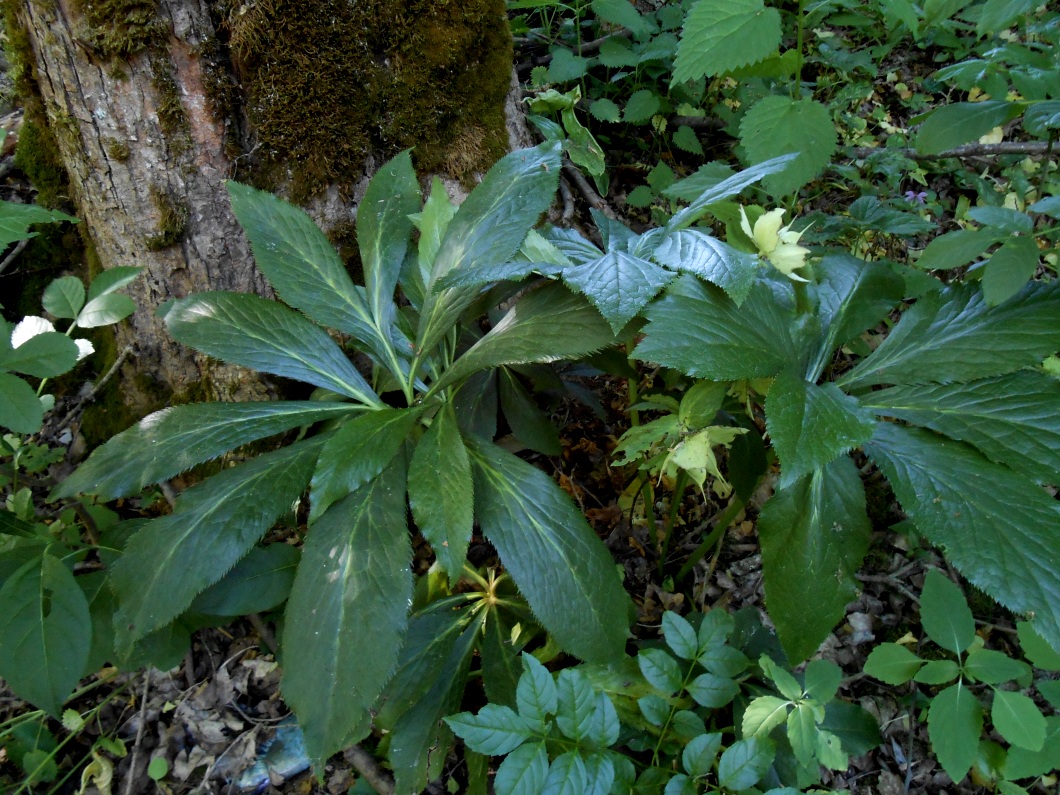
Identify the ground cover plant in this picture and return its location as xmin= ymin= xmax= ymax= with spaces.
xmin=1 ymin=0 xmax=1059 ymax=791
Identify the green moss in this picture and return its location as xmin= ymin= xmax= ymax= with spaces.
xmin=104 ymin=136 xmax=131 ymax=161
xmin=224 ymin=0 xmax=513 ymax=200
xmin=145 ymin=185 xmax=188 ymax=250
xmin=150 ymin=56 xmax=190 ymax=147
xmin=69 ymin=0 xmax=165 ymax=59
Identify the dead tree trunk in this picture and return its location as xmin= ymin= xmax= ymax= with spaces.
xmin=6 ymin=0 xmax=521 ymax=413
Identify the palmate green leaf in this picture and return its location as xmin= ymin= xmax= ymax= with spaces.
xmin=810 ymin=254 xmax=905 ymax=380
xmin=467 ymin=436 xmax=631 ymax=663
xmin=928 ymin=681 xmax=983 ymax=783
xmin=165 ymin=292 xmax=382 ymax=406
xmin=864 ymin=371 xmax=1060 ymax=483
xmin=666 ymin=154 xmax=797 ymax=233
xmin=766 ymin=369 xmax=876 ymax=487
xmin=759 ymin=456 xmax=871 ymax=662
xmin=282 ymin=460 xmax=412 ymax=763
xmin=53 ymin=401 xmax=359 ymax=500
xmin=916 ymin=101 xmax=1026 ymax=154
xmin=634 ymin=276 xmax=799 ymax=380
xmin=839 ymin=280 xmax=1060 ymax=390
xmin=446 ymin=704 xmax=535 ymax=756
xmin=0 ymin=553 xmax=90 ymax=717
xmin=226 ymin=181 xmax=397 ymax=369
xmin=920 ymin=569 xmax=976 ymax=654
xmin=190 ymin=543 xmax=300 ymax=617
xmin=544 ymin=751 xmax=588 ymax=795
xmin=432 ymin=282 xmax=614 ymax=394
xmin=864 ymin=643 xmax=924 ymax=685
xmin=0 ymin=201 xmax=77 ymax=248
xmin=739 ymin=96 xmax=838 ymax=197
xmin=391 ymin=621 xmax=479 ymax=795
xmin=0 ymin=332 xmax=79 ymax=378
xmin=671 ymin=0 xmax=781 ymax=83
xmin=651 ymin=229 xmax=760 ymax=305
xmin=0 ymin=373 xmax=44 ymax=434
xmin=416 ymin=142 xmax=562 ymax=366
xmin=865 ymin=423 xmax=1060 ymax=650
xmin=42 ymin=276 xmax=85 ymax=320
xmin=518 ymin=653 xmax=558 ymax=727
xmin=408 ymin=402 xmax=473 ymax=583
xmin=310 ymin=406 xmax=423 ymax=520
xmin=111 ymin=438 xmax=322 ymax=645
xmin=495 ymin=742 xmax=548 ymax=795
xmin=563 ymin=249 xmax=675 ymax=333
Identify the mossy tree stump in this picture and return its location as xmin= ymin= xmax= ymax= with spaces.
xmin=5 ymin=0 xmax=519 ymax=413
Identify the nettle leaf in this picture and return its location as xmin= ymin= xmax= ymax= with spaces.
xmin=635 ymin=277 xmax=798 ymax=380
xmin=811 ymin=255 xmax=905 ymax=379
xmin=517 ymin=653 xmax=558 ymax=727
xmin=983 ymin=236 xmax=1040 ymax=306
xmin=591 ymin=0 xmax=656 ymax=36
xmin=739 ymin=96 xmax=838 ymax=197
xmin=992 ymin=690 xmax=1047 ymax=751
xmin=408 ymin=402 xmax=473 ymax=583
xmin=667 ymin=155 xmax=797 ymax=232
xmin=839 ymin=280 xmax=1060 ymax=389
xmin=435 ymin=282 xmax=614 ymax=393
xmin=468 ymin=437 xmax=631 ymax=663
xmin=865 ymin=422 xmax=1060 ymax=651
xmin=54 ymin=401 xmax=358 ymax=500
xmin=282 ymin=461 xmax=412 ymax=763
xmin=864 ymin=643 xmax=924 ymax=685
xmin=0 ymin=554 xmax=90 ymax=717
xmin=556 ymin=668 xmax=597 ymax=741
xmin=544 ymin=226 xmax=604 ymax=264
xmin=111 ymin=438 xmax=322 ymax=645
xmin=920 ymin=569 xmax=976 ymax=654
xmin=446 ymin=705 xmax=536 ymax=756
xmin=916 ymin=101 xmax=1026 ymax=155
xmin=42 ymin=276 xmax=85 ymax=320
xmin=226 ymin=181 xmax=393 ymax=367
xmin=766 ymin=369 xmax=876 ymax=487
xmin=651 ymin=229 xmax=760 ymax=305
xmin=0 ymin=373 xmax=44 ymax=434
xmin=759 ymin=456 xmax=871 ymax=663
xmin=495 ymin=741 xmax=549 ymax=795
xmin=417 ymin=142 xmax=561 ymax=364
xmin=563 ymin=249 xmax=675 ymax=332
xmin=928 ymin=681 xmax=983 ymax=783
xmin=864 ymin=371 xmax=1060 ymax=484
xmin=672 ymin=0 xmax=781 ymax=83
xmin=310 ymin=406 xmax=423 ymax=520
xmin=165 ymin=292 xmax=381 ymax=406
xmin=718 ymin=737 xmax=774 ymax=791
xmin=623 ymin=89 xmax=662 ymax=124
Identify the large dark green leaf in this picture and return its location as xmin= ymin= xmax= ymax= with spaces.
xmin=0 ymin=372 xmax=43 ymax=434
xmin=810 ymin=254 xmax=905 ymax=380
xmin=415 ymin=142 xmax=562 ymax=366
xmin=766 ymin=369 xmax=876 ymax=487
xmin=165 ymin=292 xmax=382 ymax=406
xmin=0 ymin=553 xmax=90 ymax=716
xmin=282 ymin=460 xmax=412 ymax=763
xmin=53 ymin=402 xmax=359 ymax=500
xmin=432 ymin=283 xmax=614 ymax=394
xmin=562 ymin=250 xmax=675 ymax=333
xmin=408 ymin=402 xmax=474 ymax=582
xmin=651 ymin=229 xmax=760 ymax=306
xmin=759 ymin=456 xmax=871 ymax=663
xmin=190 ymin=544 xmax=300 ymax=617
xmin=310 ymin=406 xmax=423 ymax=520
xmin=390 ymin=622 xmax=479 ymax=795
xmin=0 ymin=332 xmax=79 ymax=378
xmin=916 ymin=101 xmax=1026 ymax=155
xmin=359 ymin=150 xmax=421 ymax=325
xmin=839 ymin=280 xmax=1060 ymax=389
xmin=634 ymin=276 xmax=798 ymax=380
xmin=865 ymin=422 xmax=1060 ymax=650
xmin=667 ymin=154 xmax=797 ymax=232
xmin=467 ymin=436 xmax=630 ymax=663
xmin=110 ymin=438 xmax=322 ymax=646
xmin=864 ymin=371 xmax=1060 ymax=483
xmin=0 ymin=201 xmax=77 ymax=248
xmin=226 ymin=181 xmax=397 ymax=368
xmin=499 ymin=368 xmax=562 ymax=456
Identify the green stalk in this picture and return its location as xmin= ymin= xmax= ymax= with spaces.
xmin=658 ymin=469 xmax=689 ymax=575
xmin=676 ymin=497 xmax=745 ymax=582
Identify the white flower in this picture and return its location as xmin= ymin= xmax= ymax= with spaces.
xmin=11 ymin=315 xmax=94 ymax=361
xmin=740 ymin=207 xmax=812 ymax=282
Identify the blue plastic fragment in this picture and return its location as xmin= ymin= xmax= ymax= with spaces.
xmin=235 ymin=717 xmax=310 ymax=793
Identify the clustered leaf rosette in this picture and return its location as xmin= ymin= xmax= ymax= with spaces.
xmin=739 ymin=206 xmax=811 ymax=281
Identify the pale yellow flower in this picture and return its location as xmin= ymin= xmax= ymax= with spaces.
xmin=740 ymin=207 xmax=811 ymax=282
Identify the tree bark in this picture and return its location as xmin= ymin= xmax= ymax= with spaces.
xmin=8 ymin=0 xmax=521 ymax=412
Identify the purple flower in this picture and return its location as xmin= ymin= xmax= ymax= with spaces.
xmin=904 ymin=190 xmax=928 ymax=204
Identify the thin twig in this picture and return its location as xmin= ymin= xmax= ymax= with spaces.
xmin=0 ymin=238 xmax=29 ymax=276
xmin=562 ymin=162 xmax=616 ymax=218
xmin=247 ymin=613 xmax=279 ymax=655
xmin=847 ymin=141 xmax=1053 ymax=161
xmin=53 ymin=344 xmax=135 ymax=435
xmin=558 ymin=175 xmax=575 ymax=223
xmin=123 ymin=673 xmax=152 ymax=795
xmin=344 ymin=745 xmax=395 ymax=795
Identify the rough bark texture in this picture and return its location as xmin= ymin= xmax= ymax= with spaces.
xmin=7 ymin=0 xmax=520 ymax=415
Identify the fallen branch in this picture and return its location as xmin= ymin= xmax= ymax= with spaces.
xmin=848 ymin=140 xmax=1054 ymax=161
xmin=562 ymin=161 xmax=617 ymax=219
xmin=344 ymin=745 xmax=395 ymax=795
